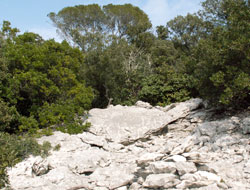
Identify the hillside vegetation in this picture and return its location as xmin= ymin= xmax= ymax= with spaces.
xmin=0 ymin=0 xmax=249 ymax=188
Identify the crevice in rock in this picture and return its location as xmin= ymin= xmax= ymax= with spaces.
xmin=80 ymin=171 xmax=93 ymax=176
xmin=121 ymin=137 xmax=151 ymax=146
xmin=79 ymin=138 xmax=104 ymax=149
xmin=67 ymin=186 xmax=88 ymax=190
xmin=89 ymin=143 xmax=103 ymax=149
xmin=133 ymin=167 xmax=153 ymax=182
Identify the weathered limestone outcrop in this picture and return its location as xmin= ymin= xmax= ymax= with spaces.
xmin=6 ymin=98 xmax=250 ymax=190
xmin=87 ymin=98 xmax=202 ymax=145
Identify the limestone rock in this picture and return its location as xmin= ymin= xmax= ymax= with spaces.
xmin=242 ymin=117 xmax=250 ymax=134
xmin=180 ymin=171 xmax=222 ymax=183
xmin=196 ymin=184 xmax=221 ymax=190
xmin=177 ymin=171 xmax=222 ymax=189
xmin=31 ymin=157 xmax=51 ymax=176
xmin=93 ymin=187 xmax=109 ymax=190
xmin=87 ymin=98 xmax=202 ymax=144
xmin=149 ymin=161 xmax=176 ymax=174
xmin=166 ymin=155 xmax=187 ymax=162
xmin=164 ymin=140 xmax=180 ymax=154
xmin=136 ymin=153 xmax=164 ymax=165
xmin=171 ymin=136 xmax=194 ymax=155
xmin=244 ymin=160 xmax=250 ymax=174
xmin=90 ymin=163 xmax=136 ymax=189
xmin=115 ymin=186 xmax=128 ymax=190
xmin=143 ymin=174 xmax=180 ymax=188
xmin=175 ymin=161 xmax=197 ymax=175
xmin=129 ymin=183 xmax=141 ymax=190
xmin=195 ymin=119 xmax=237 ymax=142
xmin=7 ymin=99 xmax=250 ymax=190
xmin=182 ymin=152 xmax=209 ymax=164
xmin=77 ymin=132 xmax=107 ymax=148
xmin=135 ymin=101 xmax=152 ymax=109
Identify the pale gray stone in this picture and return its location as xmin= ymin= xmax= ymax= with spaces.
xmin=90 ymin=163 xmax=136 ymax=189
xmin=182 ymin=152 xmax=210 ymax=164
xmin=215 ymin=134 xmax=238 ymax=148
xmin=164 ymin=140 xmax=180 ymax=154
xmin=244 ymin=160 xmax=250 ymax=174
xmin=143 ymin=174 xmax=180 ymax=188
xmin=149 ymin=161 xmax=176 ymax=174
xmin=129 ymin=183 xmax=141 ymax=190
xmin=171 ymin=136 xmax=194 ymax=155
xmin=31 ymin=157 xmax=51 ymax=176
xmin=180 ymin=171 xmax=221 ymax=183
xmin=77 ymin=132 xmax=107 ymax=148
xmin=135 ymin=101 xmax=152 ymax=109
xmin=177 ymin=171 xmax=222 ymax=189
xmin=196 ymin=184 xmax=221 ymax=190
xmin=115 ymin=186 xmax=128 ymax=190
xmin=242 ymin=117 xmax=250 ymax=134
xmin=136 ymin=153 xmax=164 ymax=165
xmin=166 ymin=155 xmax=187 ymax=162
xmin=87 ymin=98 xmax=202 ymax=144
xmin=93 ymin=187 xmax=109 ymax=190
xmin=137 ymin=177 xmax=144 ymax=185
xmin=175 ymin=161 xmax=197 ymax=175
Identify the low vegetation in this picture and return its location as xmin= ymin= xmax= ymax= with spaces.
xmin=0 ymin=133 xmax=51 ymax=187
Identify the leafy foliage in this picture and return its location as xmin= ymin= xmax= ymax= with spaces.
xmin=0 ymin=23 xmax=94 ymax=134
xmin=49 ymin=4 xmax=152 ymax=51
xmin=190 ymin=0 xmax=250 ymax=107
xmin=139 ymin=70 xmax=192 ymax=106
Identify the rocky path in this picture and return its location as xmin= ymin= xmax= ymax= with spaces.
xmin=7 ymin=99 xmax=250 ymax=190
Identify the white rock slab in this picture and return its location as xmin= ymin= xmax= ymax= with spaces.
xmin=143 ymin=174 xmax=180 ymax=188
xmin=87 ymin=99 xmax=202 ymax=144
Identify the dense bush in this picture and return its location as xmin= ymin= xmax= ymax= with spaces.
xmin=0 ymin=23 xmax=94 ymax=134
xmin=191 ymin=0 xmax=250 ymax=107
xmin=0 ymin=99 xmax=20 ymax=133
xmin=139 ymin=70 xmax=192 ymax=106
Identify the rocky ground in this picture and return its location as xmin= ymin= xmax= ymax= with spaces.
xmin=6 ymin=99 xmax=250 ymax=190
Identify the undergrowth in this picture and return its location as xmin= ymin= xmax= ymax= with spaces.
xmin=0 ymin=133 xmax=51 ymax=188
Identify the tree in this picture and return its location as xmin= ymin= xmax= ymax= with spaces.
xmin=191 ymin=0 xmax=250 ymax=107
xmin=48 ymin=4 xmax=152 ymax=51
xmin=49 ymin=4 xmax=153 ymax=107
xmin=166 ymin=13 xmax=207 ymax=53
xmin=83 ymin=39 xmax=152 ymax=107
xmin=48 ymin=4 xmax=106 ymax=51
xmin=0 ymin=22 xmax=20 ymax=133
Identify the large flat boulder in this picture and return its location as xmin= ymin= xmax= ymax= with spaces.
xmin=87 ymin=98 xmax=202 ymax=144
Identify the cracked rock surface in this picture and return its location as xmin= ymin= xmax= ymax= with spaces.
xmin=6 ymin=98 xmax=250 ymax=190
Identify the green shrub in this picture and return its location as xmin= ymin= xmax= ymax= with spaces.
xmin=139 ymin=71 xmax=192 ymax=106
xmin=57 ymin=122 xmax=91 ymax=135
xmin=0 ymin=99 xmax=20 ymax=133
xmin=18 ymin=116 xmax=39 ymax=134
xmin=0 ymin=133 xmax=51 ymax=188
xmin=53 ymin=144 xmax=61 ymax=151
xmin=1 ymin=28 xmax=94 ymax=134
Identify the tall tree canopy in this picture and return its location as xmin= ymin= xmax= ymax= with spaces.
xmin=48 ymin=4 xmax=152 ymax=51
xmin=48 ymin=1 xmax=249 ymax=108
